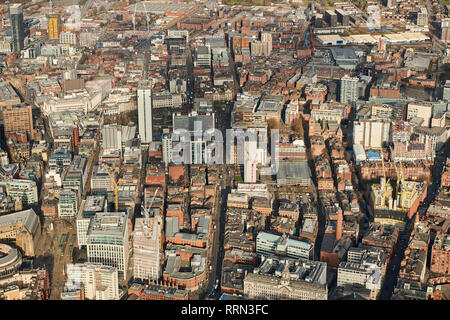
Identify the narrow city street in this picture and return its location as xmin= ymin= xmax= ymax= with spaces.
xmin=378 ymin=141 xmax=449 ymax=299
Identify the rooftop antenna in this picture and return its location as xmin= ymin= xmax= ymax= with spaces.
xmin=245 ymin=149 xmax=258 ymax=192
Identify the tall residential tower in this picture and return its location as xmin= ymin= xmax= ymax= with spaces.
xmin=138 ymin=80 xmax=153 ymax=144
xmin=10 ymin=4 xmax=24 ymax=53
xmin=133 ymin=212 xmax=163 ymax=281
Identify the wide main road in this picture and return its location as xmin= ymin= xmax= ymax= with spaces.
xmin=200 ymin=165 xmax=230 ymax=300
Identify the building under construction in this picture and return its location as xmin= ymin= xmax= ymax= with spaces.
xmin=369 ymin=176 xmax=427 ymax=231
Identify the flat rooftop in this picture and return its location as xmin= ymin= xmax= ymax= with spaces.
xmin=129 ymin=2 xmax=195 ymax=14
xmin=277 ymin=160 xmax=310 ymax=181
xmin=87 ymin=212 xmax=127 ymax=238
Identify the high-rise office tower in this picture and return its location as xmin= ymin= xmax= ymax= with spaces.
xmin=162 ymin=133 xmax=173 ymax=166
xmin=86 ymin=212 xmax=129 ymax=279
xmin=261 ymin=32 xmax=272 ymax=57
xmin=133 ymin=213 xmax=162 ymax=282
xmin=340 ymin=75 xmax=359 ymax=106
xmin=138 ymin=80 xmax=153 ymax=144
xmin=250 ymin=40 xmax=264 ymax=57
xmin=244 ymin=138 xmax=258 ymax=183
xmin=47 ymin=14 xmax=63 ymax=40
xmin=10 ymin=4 xmax=24 ymax=53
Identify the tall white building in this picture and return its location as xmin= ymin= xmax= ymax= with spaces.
xmin=244 ymin=138 xmax=258 ymax=183
xmin=138 ymin=80 xmax=153 ymax=144
xmin=228 ymin=126 xmax=268 ymax=165
xmin=340 ymin=75 xmax=359 ymax=105
xmin=407 ymin=103 xmax=433 ymax=127
xmin=194 ymin=46 xmax=211 ymax=68
xmin=133 ymin=213 xmax=163 ymax=281
xmin=162 ymin=133 xmax=173 ymax=166
xmin=337 ymin=262 xmax=382 ymax=300
xmin=413 ymin=126 xmax=448 ymax=159
xmin=77 ymin=196 xmax=107 ymax=248
xmin=172 ymin=112 xmax=215 ymax=164
xmin=442 ymin=18 xmax=450 ymax=42
xmin=63 ymin=263 xmax=120 ymax=300
xmin=86 ymin=212 xmax=129 ymax=279
xmin=59 ymin=31 xmax=77 ymax=45
xmin=353 ymin=120 xmax=390 ymax=149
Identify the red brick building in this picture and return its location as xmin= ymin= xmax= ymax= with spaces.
xmin=430 ymin=234 xmax=450 ymax=275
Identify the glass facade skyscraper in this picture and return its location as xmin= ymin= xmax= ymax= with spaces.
xmin=10 ymin=4 xmax=24 ymax=53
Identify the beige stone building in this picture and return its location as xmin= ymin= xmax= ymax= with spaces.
xmin=244 ymin=256 xmax=328 ymax=300
xmin=0 ymin=209 xmax=41 ymax=256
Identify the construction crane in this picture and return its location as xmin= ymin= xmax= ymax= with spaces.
xmin=380 ymin=150 xmax=390 ymax=207
xmin=145 ymin=187 xmax=160 ymax=213
xmin=131 ymin=2 xmax=150 ymax=35
xmin=398 ymin=160 xmax=404 ymax=193
xmin=389 ymin=144 xmax=404 ymax=197
xmin=245 ymin=150 xmax=258 ymax=192
xmin=132 ymin=3 xmax=137 ymax=34
xmin=392 ymin=161 xmax=401 ymax=196
xmin=102 ymin=163 xmax=120 ymax=211
xmin=143 ymin=1 xmax=151 ymax=36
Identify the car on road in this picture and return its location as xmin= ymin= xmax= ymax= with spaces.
xmin=207 ymin=290 xmax=216 ymax=300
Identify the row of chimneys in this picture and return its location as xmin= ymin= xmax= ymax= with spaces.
xmin=147 ymin=279 xmax=180 ymax=289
